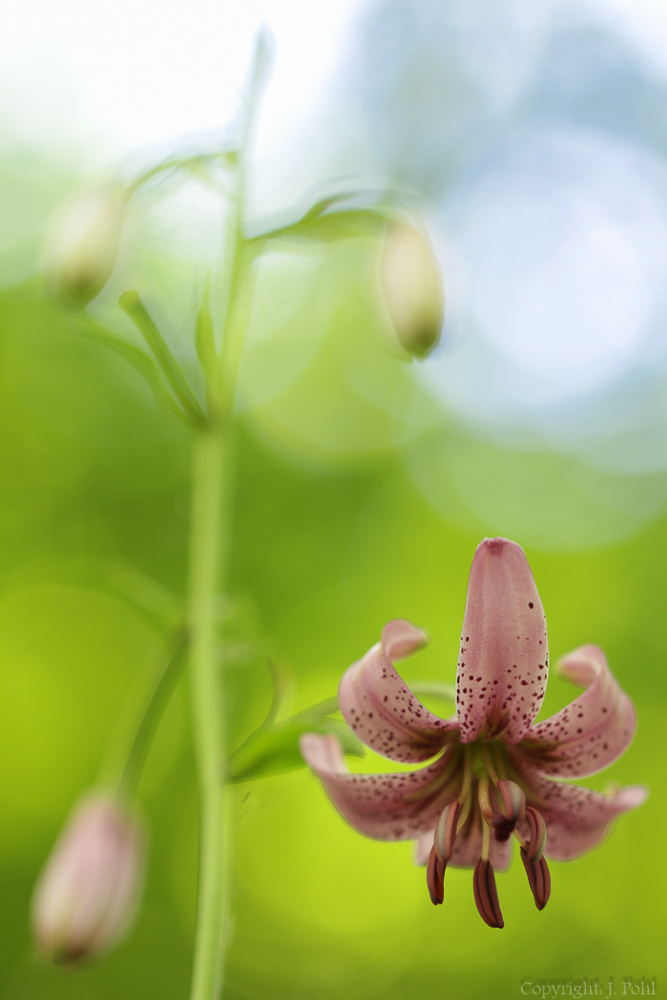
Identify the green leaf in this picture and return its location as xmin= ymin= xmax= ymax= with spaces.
xmin=299 ymin=192 xmax=363 ymax=221
xmin=249 ymin=206 xmax=387 ymax=251
xmin=119 ymin=290 xmax=206 ymax=425
xmin=288 ymin=209 xmax=386 ymax=243
xmin=227 ymin=715 xmax=364 ymax=783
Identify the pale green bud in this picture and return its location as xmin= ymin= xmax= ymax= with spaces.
xmin=32 ymin=794 xmax=144 ymax=963
xmin=43 ymin=188 xmax=125 ymax=303
xmin=379 ymin=221 xmax=444 ymax=360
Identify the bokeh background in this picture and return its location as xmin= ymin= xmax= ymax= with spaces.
xmin=2 ymin=0 xmax=666 ymax=997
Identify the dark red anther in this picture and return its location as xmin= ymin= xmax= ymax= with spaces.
xmin=472 ymin=858 xmax=504 ymax=928
xmin=434 ymin=800 xmax=461 ymax=862
xmin=492 ymin=780 xmax=525 ymax=841
xmin=524 ymin=806 xmax=547 ymax=862
xmin=427 ymin=844 xmax=445 ymax=905
xmin=443 ymin=800 xmax=461 ymax=860
xmin=521 ymin=847 xmax=551 ymax=910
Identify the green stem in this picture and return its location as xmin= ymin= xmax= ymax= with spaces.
xmin=189 ymin=37 xmax=266 ymax=999
xmin=189 ymin=427 xmax=232 ymax=1000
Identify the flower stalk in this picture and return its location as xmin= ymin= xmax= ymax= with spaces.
xmin=188 ymin=424 xmax=233 ymax=1000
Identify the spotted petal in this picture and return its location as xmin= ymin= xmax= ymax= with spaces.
xmin=338 ymin=620 xmax=457 ymax=763
xmin=456 ymin=538 xmax=549 ymax=744
xmin=519 ymin=645 xmax=637 ymax=778
xmin=510 ymin=756 xmax=647 ymax=861
xmin=300 ymin=733 xmax=461 ymax=841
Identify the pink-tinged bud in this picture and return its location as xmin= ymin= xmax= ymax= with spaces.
xmin=43 ymin=188 xmax=125 ymax=304
xmin=32 ymin=795 xmax=144 ymax=963
xmin=379 ymin=221 xmax=444 ymax=360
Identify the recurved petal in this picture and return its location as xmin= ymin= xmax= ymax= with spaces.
xmin=509 ymin=758 xmax=647 ymax=861
xmin=339 ymin=624 xmax=457 ymax=763
xmin=456 ymin=539 xmax=549 ymax=744
xmin=300 ymin=733 xmax=462 ymax=841
xmin=520 ymin=645 xmax=637 ymax=778
xmin=381 ymin=619 xmax=429 ymax=660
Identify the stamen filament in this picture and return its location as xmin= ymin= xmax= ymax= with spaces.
xmin=478 ymin=744 xmax=500 ymax=785
xmin=491 ymin=743 xmax=509 ymax=781
xmin=482 ymin=813 xmax=491 ymax=862
xmin=458 ymin=745 xmax=474 ymax=805
xmin=478 ymin=774 xmax=495 ymax=823
xmin=456 ymin=792 xmax=473 ymax=832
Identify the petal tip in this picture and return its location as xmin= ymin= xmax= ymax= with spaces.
xmin=614 ymin=784 xmax=649 ymax=810
xmin=475 ymin=537 xmax=524 ymax=561
xmin=381 ymin=619 xmax=429 ymax=661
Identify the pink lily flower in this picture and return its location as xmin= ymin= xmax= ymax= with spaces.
xmin=300 ymin=538 xmax=646 ymax=927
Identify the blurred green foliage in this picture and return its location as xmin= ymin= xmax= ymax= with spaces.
xmin=0 ymin=218 xmax=664 ymax=1000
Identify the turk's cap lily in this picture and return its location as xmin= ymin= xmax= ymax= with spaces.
xmin=300 ymin=538 xmax=647 ymax=927
xmin=32 ymin=793 xmax=144 ymax=963
xmin=43 ymin=187 xmax=125 ymax=304
xmin=379 ymin=220 xmax=444 ymax=360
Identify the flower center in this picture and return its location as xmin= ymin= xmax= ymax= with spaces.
xmin=426 ymin=741 xmax=551 ymax=924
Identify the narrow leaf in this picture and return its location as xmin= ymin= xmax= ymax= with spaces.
xmin=119 ymin=290 xmax=206 ymax=424
xmin=249 ymin=208 xmax=387 ymax=251
xmin=410 ymin=680 xmax=457 ymax=704
xmin=300 ymin=192 xmax=362 ymax=221
xmin=73 ymin=318 xmax=192 ymax=426
xmin=227 ymin=716 xmax=364 ymax=783
xmin=194 ymin=273 xmax=219 ymax=412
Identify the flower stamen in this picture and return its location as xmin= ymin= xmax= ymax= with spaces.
xmin=426 ymin=845 xmax=445 ymax=905
xmin=478 ymin=774 xmax=495 ymax=825
xmin=525 ymin=806 xmax=547 ymax=862
xmin=478 ymin=744 xmax=500 ymax=785
xmin=521 ymin=847 xmax=551 ymax=910
xmin=458 ymin=745 xmax=474 ymax=805
xmin=481 ymin=813 xmax=491 ymax=861
xmin=434 ymin=800 xmax=461 ymax=862
xmin=492 ymin=779 xmax=526 ymax=842
xmin=473 ymin=858 xmax=504 ymax=929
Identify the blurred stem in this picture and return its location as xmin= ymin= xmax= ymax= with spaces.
xmin=124 ymin=150 xmax=237 ymax=199
xmin=114 ymin=628 xmax=188 ymax=802
xmin=189 ymin=426 xmax=232 ymax=1000
xmin=189 ymin=129 xmax=245 ymax=1000
xmin=189 ymin=37 xmax=266 ymax=1000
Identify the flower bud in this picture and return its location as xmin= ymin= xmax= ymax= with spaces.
xmin=32 ymin=794 xmax=144 ymax=963
xmin=43 ymin=188 xmax=125 ymax=303
xmin=379 ymin=221 xmax=444 ymax=360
